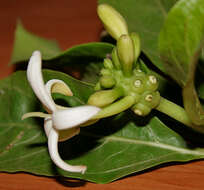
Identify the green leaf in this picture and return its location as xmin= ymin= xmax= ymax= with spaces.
xmin=159 ymin=0 xmax=204 ymax=127
xmin=44 ymin=42 xmax=114 ymax=83
xmin=11 ymin=22 xmax=62 ymax=63
xmin=159 ymin=0 xmax=204 ymax=86
xmin=45 ymin=43 xmax=114 ymax=64
xmin=65 ymin=116 xmax=204 ymax=183
xmin=1 ymin=71 xmax=204 ymax=183
xmin=11 ymin=22 xmax=114 ymax=84
xmin=98 ymin=0 xmax=177 ymax=72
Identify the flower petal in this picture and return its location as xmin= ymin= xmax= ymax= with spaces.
xmin=22 ymin=112 xmax=50 ymax=120
xmin=58 ymin=127 xmax=80 ymax=142
xmin=45 ymin=79 xmax=73 ymax=97
xmin=44 ymin=79 xmax=73 ymax=112
xmin=52 ymin=106 xmax=101 ymax=130
xmin=48 ymin=128 xmax=86 ymax=173
xmin=27 ymin=51 xmax=56 ymax=112
xmin=44 ymin=117 xmax=80 ymax=141
xmin=44 ymin=117 xmax=53 ymax=138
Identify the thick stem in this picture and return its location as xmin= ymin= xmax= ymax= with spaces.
xmin=92 ymin=95 xmax=135 ymax=119
xmin=183 ymin=79 xmax=204 ymax=126
xmin=155 ymin=97 xmax=192 ymax=127
xmin=88 ymin=87 xmax=123 ymax=107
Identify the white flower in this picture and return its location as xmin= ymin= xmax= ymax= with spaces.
xmin=22 ymin=51 xmax=100 ymax=174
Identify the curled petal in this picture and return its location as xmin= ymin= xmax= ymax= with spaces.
xmin=52 ymin=106 xmax=101 ymax=130
xmin=44 ymin=79 xmax=73 ymax=112
xmin=48 ymin=128 xmax=86 ymax=173
xmin=58 ymin=127 xmax=80 ymax=142
xmin=27 ymin=51 xmax=56 ymax=112
xmin=44 ymin=117 xmax=53 ymax=138
xmin=44 ymin=117 xmax=80 ymax=141
xmin=45 ymin=79 xmax=73 ymax=97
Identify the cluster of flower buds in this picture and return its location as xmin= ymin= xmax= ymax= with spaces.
xmin=87 ymin=4 xmax=160 ymax=117
xmin=23 ymin=4 xmax=161 ymax=174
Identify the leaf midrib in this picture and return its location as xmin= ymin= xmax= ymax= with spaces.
xmin=86 ymin=152 xmax=177 ymax=175
xmin=82 ymin=132 xmax=204 ymax=156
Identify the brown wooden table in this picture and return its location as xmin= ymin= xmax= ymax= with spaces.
xmin=0 ymin=0 xmax=204 ymax=189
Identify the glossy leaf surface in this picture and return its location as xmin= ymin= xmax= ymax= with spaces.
xmin=11 ymin=22 xmax=61 ymax=63
xmin=0 ymin=71 xmax=204 ymax=183
xmin=11 ymin=22 xmax=114 ymax=84
xmin=159 ymin=0 xmax=204 ymax=127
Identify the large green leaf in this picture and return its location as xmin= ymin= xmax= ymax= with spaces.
xmin=11 ymin=22 xmax=114 ymax=84
xmin=159 ymin=0 xmax=204 ymax=127
xmin=11 ymin=22 xmax=62 ymax=63
xmin=1 ymin=71 xmax=204 ymax=183
xmin=98 ymin=0 xmax=177 ymax=72
xmin=159 ymin=0 xmax=204 ymax=86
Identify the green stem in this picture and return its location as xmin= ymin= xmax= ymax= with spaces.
xmin=155 ymin=97 xmax=192 ymax=127
xmin=183 ymin=80 xmax=204 ymax=126
xmin=88 ymin=87 xmax=123 ymax=107
xmin=92 ymin=96 xmax=135 ymax=119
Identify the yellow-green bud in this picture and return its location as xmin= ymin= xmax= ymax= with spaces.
xmin=97 ymin=4 xmax=128 ymax=40
xmin=104 ymin=58 xmax=113 ymax=69
xmin=111 ymin=47 xmax=121 ymax=69
xmin=100 ymin=68 xmax=111 ymax=76
xmin=130 ymin=33 xmax=141 ymax=61
xmin=117 ymin=34 xmax=134 ymax=76
xmin=100 ymin=76 xmax=116 ymax=88
xmin=94 ymin=82 xmax=101 ymax=91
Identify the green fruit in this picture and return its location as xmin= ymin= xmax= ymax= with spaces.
xmin=145 ymin=75 xmax=158 ymax=91
xmin=132 ymin=103 xmax=151 ymax=116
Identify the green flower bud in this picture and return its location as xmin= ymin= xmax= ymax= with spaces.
xmin=117 ymin=34 xmax=134 ymax=76
xmin=100 ymin=68 xmax=111 ymax=76
xmin=104 ymin=58 xmax=113 ymax=69
xmin=133 ymin=69 xmax=146 ymax=77
xmin=100 ymin=76 xmax=116 ymax=88
xmin=111 ymin=47 xmax=121 ymax=69
xmin=130 ymin=33 xmax=141 ymax=61
xmin=88 ymin=88 xmax=123 ymax=107
xmin=94 ymin=82 xmax=101 ymax=91
xmin=97 ymin=4 xmax=128 ymax=40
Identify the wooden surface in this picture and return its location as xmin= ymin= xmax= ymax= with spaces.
xmin=0 ymin=0 xmax=204 ymax=189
